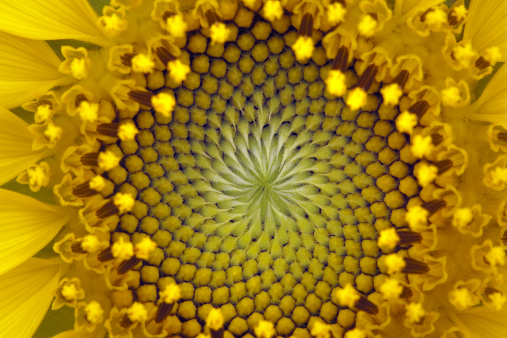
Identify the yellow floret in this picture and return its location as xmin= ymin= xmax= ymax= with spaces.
xmin=263 ymin=1 xmax=283 ymax=22
xmin=166 ymin=14 xmax=188 ymax=39
xmin=346 ymin=88 xmax=367 ymax=111
xmin=411 ymin=134 xmax=434 ymax=159
xmin=113 ymin=193 xmax=135 ymax=213
xmin=168 ymin=59 xmax=191 ymax=84
xmin=452 ymin=208 xmax=473 ymax=230
xmin=453 ymin=43 xmax=476 ymax=69
xmin=98 ymin=151 xmax=121 ymax=171
xmin=385 ymin=254 xmax=406 ymax=274
xmin=134 ymin=238 xmax=157 ymax=260
xmin=334 ymin=284 xmax=360 ymax=308
xmin=206 ymin=307 xmax=224 ymax=331
xmin=89 ymin=175 xmax=106 ymax=192
xmin=415 ymin=163 xmax=438 ymax=187
xmin=160 ymin=283 xmax=181 ymax=304
xmin=118 ymin=123 xmax=139 ymax=141
xmin=381 ymin=83 xmax=403 ymax=106
xmin=488 ymin=166 xmax=507 ymax=186
xmin=112 ymin=237 xmax=134 ymax=261
xmin=344 ymin=328 xmax=365 ymax=338
xmin=489 ymin=292 xmax=507 ymax=311
xmin=328 ymin=3 xmax=346 ymax=25
xmin=449 ymin=287 xmax=475 ymax=310
xmin=451 ymin=5 xmax=467 ymax=23
xmin=210 ymin=22 xmax=230 ymax=45
xmin=127 ymin=302 xmax=148 ymax=322
xmin=81 ymin=235 xmax=101 ymax=253
xmin=486 ymin=247 xmax=506 ymax=266
xmin=35 ymin=103 xmax=52 ymax=123
xmin=78 ymin=101 xmax=99 ymax=122
xmin=71 ymin=57 xmax=88 ymax=79
xmin=254 ymin=320 xmax=276 ymax=338
xmin=132 ymin=53 xmax=155 ymax=73
xmin=405 ymin=205 xmax=429 ymax=232
xmin=310 ymin=321 xmax=331 ymax=338
xmin=61 ymin=283 xmax=80 ymax=301
xmin=441 ymin=85 xmax=462 ymax=107
xmin=378 ymin=228 xmax=400 ymax=251
xmin=44 ymin=122 xmax=63 ymax=143
xmin=27 ymin=165 xmax=48 ymax=190
xmin=380 ymin=278 xmax=403 ymax=299
xmin=358 ymin=15 xmax=377 ymax=37
xmin=326 ymin=70 xmax=347 ymax=97
xmin=85 ymin=301 xmax=104 ymax=324
xmin=151 ymin=92 xmax=176 ymax=117
xmin=395 ymin=111 xmax=418 ymax=134
xmin=292 ymin=36 xmax=314 ymax=61
xmin=482 ymin=46 xmax=502 ymax=66
xmin=405 ymin=302 xmax=425 ymax=324
xmin=425 ymin=8 xmax=447 ymax=29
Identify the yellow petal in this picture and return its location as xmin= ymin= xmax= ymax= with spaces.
xmin=0 ymin=106 xmax=44 ymax=185
xmin=0 ymin=258 xmax=61 ymax=338
xmin=52 ymin=329 xmax=102 ymax=338
xmin=0 ymin=32 xmax=65 ymax=109
xmin=470 ymin=63 xmax=507 ymax=123
xmin=464 ymin=0 xmax=507 ymax=60
xmin=0 ymin=189 xmax=72 ymax=275
xmin=395 ymin=0 xmax=444 ymax=19
xmin=0 ymin=0 xmax=107 ymax=45
xmin=452 ymin=306 xmax=507 ymax=338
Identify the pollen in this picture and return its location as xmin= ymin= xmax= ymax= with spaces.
xmin=326 ymin=70 xmax=347 ymax=97
xmin=77 ymin=101 xmax=99 ymax=122
xmin=310 ymin=321 xmax=331 ymax=338
xmin=210 ymin=22 xmax=230 ymax=45
xmin=411 ymin=134 xmax=434 ymax=159
xmin=380 ymin=278 xmax=403 ymax=299
xmin=168 ymin=59 xmax=191 ymax=84
xmin=405 ymin=205 xmax=429 ymax=231
xmin=262 ymin=1 xmax=283 ymax=22
xmin=358 ymin=15 xmax=377 ymax=37
xmin=111 ymin=237 xmax=134 ymax=261
xmin=117 ymin=123 xmax=139 ymax=141
xmin=452 ymin=208 xmax=473 ymax=230
xmin=254 ymin=319 xmax=276 ymax=338
xmin=344 ymin=328 xmax=365 ymax=338
xmin=134 ymin=238 xmax=157 ymax=260
xmin=378 ymin=228 xmax=400 ymax=251
xmin=334 ymin=284 xmax=360 ymax=308
xmin=131 ymin=54 xmax=155 ymax=73
xmin=34 ymin=103 xmax=52 ymax=123
xmin=489 ymin=292 xmax=507 ymax=311
xmin=414 ymin=163 xmax=438 ymax=187
xmin=292 ymin=36 xmax=314 ymax=61
xmin=385 ymin=254 xmax=406 ymax=274
xmin=127 ymin=302 xmax=148 ymax=322
xmin=44 ymin=122 xmax=62 ymax=143
xmin=160 ymin=283 xmax=181 ymax=304
xmin=405 ymin=302 xmax=425 ymax=324
xmin=70 ymin=57 xmax=88 ymax=79
xmin=166 ymin=14 xmax=187 ymax=39
xmin=206 ymin=307 xmax=224 ymax=331
xmin=81 ymin=235 xmax=102 ymax=253
xmin=381 ymin=83 xmax=403 ymax=106
xmin=327 ymin=3 xmax=346 ymax=25
xmin=346 ymin=88 xmax=367 ymax=111
xmin=113 ymin=193 xmax=135 ymax=214
xmin=98 ymin=151 xmax=121 ymax=171
xmin=151 ymin=92 xmax=175 ymax=117
xmin=85 ymin=301 xmax=104 ymax=324
xmin=395 ymin=111 xmax=418 ymax=134
xmin=61 ymin=283 xmax=81 ymax=302
xmin=486 ymin=247 xmax=506 ymax=266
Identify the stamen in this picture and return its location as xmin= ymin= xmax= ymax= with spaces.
xmin=497 ymin=131 xmax=507 ymax=142
xmin=434 ymin=159 xmax=453 ymax=174
xmin=156 ymin=47 xmax=177 ymax=65
xmin=97 ymin=123 xmax=139 ymax=141
xmin=98 ymin=247 xmax=114 ymax=262
xmin=71 ymin=242 xmax=87 ymax=254
xmin=156 ymin=284 xmax=181 ymax=323
xmin=421 ymin=199 xmax=446 ymax=214
xmin=97 ymin=123 xmax=120 ymax=137
xmin=96 ymin=193 xmax=135 ymax=218
xmin=120 ymin=53 xmax=135 ymax=67
xmin=73 ymin=182 xmax=99 ymax=198
xmin=431 ymin=133 xmax=443 ymax=145
xmin=117 ymin=257 xmax=141 ymax=274
xmin=128 ymin=90 xmax=154 ymax=107
xmin=80 ymin=153 xmax=100 ymax=167
xmin=355 ymin=296 xmax=379 ymax=314
xmin=120 ymin=315 xmax=133 ymax=328
xmin=401 ymin=286 xmax=413 ymax=299
xmin=205 ymin=9 xmax=221 ymax=26
xmin=299 ymin=13 xmax=314 ymax=37
xmin=408 ymin=100 xmax=429 ymax=116
xmin=394 ymin=70 xmax=409 ymax=89
xmin=447 ymin=5 xmax=467 ymax=26
xmin=402 ymin=257 xmax=430 ymax=274
xmin=357 ymin=65 xmax=378 ymax=92
xmin=206 ymin=308 xmax=225 ymax=338
xmin=332 ymin=46 xmax=349 ymax=73
xmin=397 ymin=231 xmax=422 ymax=245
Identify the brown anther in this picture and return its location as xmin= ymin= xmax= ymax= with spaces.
xmin=434 ymin=159 xmax=453 ymax=174
xmin=98 ymin=247 xmax=114 ymax=262
xmin=503 ymin=234 xmax=507 ymax=244
xmin=299 ymin=13 xmax=314 ymax=37
xmin=402 ymin=257 xmax=430 ymax=274
xmin=117 ymin=257 xmax=141 ymax=274
xmin=120 ymin=314 xmax=134 ymax=328
xmin=156 ymin=47 xmax=177 ymax=65
xmin=97 ymin=123 xmax=120 ymax=138
xmin=332 ymin=46 xmax=349 ymax=73
xmin=355 ymin=296 xmax=379 ymax=314
xmin=71 ymin=241 xmax=87 ymax=254
xmin=398 ymin=231 xmax=422 ymax=245
xmin=75 ymin=94 xmax=88 ymax=108
xmin=128 ymin=90 xmax=154 ymax=107
xmin=419 ymin=8 xmax=433 ymax=23
xmin=421 ymin=199 xmax=446 ymax=214
xmin=497 ymin=131 xmax=507 ymax=142
xmin=401 ymin=286 xmax=413 ymax=299
xmin=331 ymin=0 xmax=346 ymax=5
xmin=162 ymin=11 xmax=176 ymax=22
xmin=431 ymin=133 xmax=443 ymax=146
xmin=357 ymin=65 xmax=378 ymax=92
xmin=447 ymin=10 xmax=463 ymax=27
xmin=155 ymin=302 xmax=175 ymax=323
xmin=73 ymin=181 xmax=99 ymax=198
xmin=80 ymin=153 xmax=100 ymax=167
xmin=121 ymin=53 xmax=135 ymax=67
xmin=206 ymin=9 xmax=221 ymax=26
xmin=484 ymin=287 xmax=501 ymax=298
xmin=394 ymin=70 xmax=409 ymax=89
xmin=408 ymin=100 xmax=429 ymax=116
xmin=96 ymin=199 xmax=119 ymax=219
xmin=475 ymin=56 xmax=490 ymax=70
xmin=210 ymin=328 xmax=225 ymax=338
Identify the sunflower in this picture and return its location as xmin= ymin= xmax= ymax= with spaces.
xmin=1 ymin=0 xmax=507 ymax=337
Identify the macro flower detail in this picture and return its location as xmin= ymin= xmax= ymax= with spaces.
xmin=2 ymin=0 xmax=507 ymax=337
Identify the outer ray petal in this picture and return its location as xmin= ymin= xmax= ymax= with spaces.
xmin=0 ymin=32 xmax=66 ymax=109
xmin=0 ymin=189 xmax=72 ymax=275
xmin=452 ymin=306 xmax=507 ymax=338
xmin=0 ymin=258 xmax=62 ymax=338
xmin=470 ymin=63 xmax=507 ymax=122
xmin=0 ymin=0 xmax=108 ymax=46
xmin=464 ymin=0 xmax=507 ymax=60
xmin=395 ymin=0 xmax=445 ymax=19
xmin=52 ymin=329 xmax=102 ymax=338
xmin=0 ymin=106 xmax=44 ymax=185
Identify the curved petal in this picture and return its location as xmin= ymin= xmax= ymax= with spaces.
xmin=470 ymin=63 xmax=507 ymax=123
xmin=0 ymin=0 xmax=108 ymax=46
xmin=0 ymin=32 xmax=65 ymax=109
xmin=395 ymin=0 xmax=444 ymax=19
xmin=464 ymin=0 xmax=507 ymax=59
xmin=0 ymin=106 xmax=44 ymax=185
xmin=0 ymin=189 xmax=72 ymax=275
xmin=0 ymin=258 xmax=61 ymax=338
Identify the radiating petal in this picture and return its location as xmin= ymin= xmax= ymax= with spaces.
xmin=0 ymin=106 xmax=44 ymax=185
xmin=0 ymin=31 xmax=66 ymax=109
xmin=0 ymin=258 xmax=61 ymax=338
xmin=452 ymin=306 xmax=507 ymax=338
xmin=395 ymin=0 xmax=444 ymax=18
xmin=52 ymin=329 xmax=102 ymax=338
xmin=470 ymin=63 xmax=507 ymax=122
xmin=0 ymin=189 xmax=72 ymax=275
xmin=464 ymin=0 xmax=507 ymax=60
xmin=0 ymin=0 xmax=108 ymax=45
